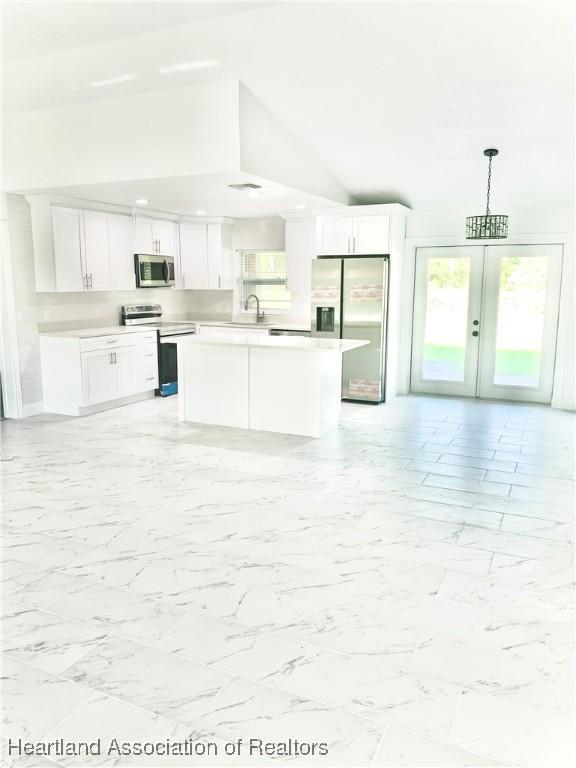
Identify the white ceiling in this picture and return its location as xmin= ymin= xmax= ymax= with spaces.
xmin=1 ymin=1 xmax=264 ymax=60
xmin=43 ymin=171 xmax=343 ymax=218
xmin=2 ymin=1 xmax=573 ymax=232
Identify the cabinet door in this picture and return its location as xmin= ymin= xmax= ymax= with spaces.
xmin=319 ymin=217 xmax=354 ymax=256
xmin=51 ymin=207 xmax=85 ymax=292
xmin=114 ymin=346 xmax=141 ymax=398
xmin=286 ymin=220 xmax=316 ymax=293
xmin=134 ymin=217 xmax=155 ymax=253
xmin=81 ymin=350 xmax=115 ymax=405
xmin=83 ymin=210 xmax=111 ymax=291
xmin=207 ymin=224 xmax=224 ymax=289
xmin=353 ymin=216 xmax=390 ymax=255
xmin=153 ymin=220 xmax=177 ymax=257
xmin=179 ymin=223 xmax=208 ymax=289
xmin=138 ymin=342 xmax=159 ymax=390
xmin=109 ymin=214 xmax=136 ymax=290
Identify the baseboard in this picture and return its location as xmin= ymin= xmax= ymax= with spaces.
xmin=21 ymin=401 xmax=44 ymax=417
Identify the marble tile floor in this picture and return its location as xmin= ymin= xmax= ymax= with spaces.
xmin=1 ymin=394 xmax=574 ymax=768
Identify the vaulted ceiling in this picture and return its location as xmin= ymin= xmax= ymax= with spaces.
xmin=2 ymin=1 xmax=573 ymax=234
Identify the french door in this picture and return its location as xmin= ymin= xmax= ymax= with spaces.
xmin=410 ymin=244 xmax=563 ymax=403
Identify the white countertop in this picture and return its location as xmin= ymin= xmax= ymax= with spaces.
xmin=40 ymin=326 xmax=154 ymax=339
xmin=170 ymin=333 xmax=368 ymax=352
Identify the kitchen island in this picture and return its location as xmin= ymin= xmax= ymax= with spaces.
xmin=171 ymin=333 xmax=368 ymax=437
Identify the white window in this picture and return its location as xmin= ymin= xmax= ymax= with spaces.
xmin=239 ymin=250 xmax=291 ymax=312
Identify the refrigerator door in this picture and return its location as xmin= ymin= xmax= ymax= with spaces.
xmin=311 ymin=258 xmax=342 ymax=338
xmin=341 ymin=257 xmax=388 ymax=402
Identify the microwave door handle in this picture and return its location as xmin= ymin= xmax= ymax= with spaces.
xmin=162 ymin=260 xmax=169 ymax=283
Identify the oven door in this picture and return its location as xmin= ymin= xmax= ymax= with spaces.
xmin=135 ymin=254 xmax=175 ymax=287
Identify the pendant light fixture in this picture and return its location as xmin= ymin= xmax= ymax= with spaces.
xmin=466 ymin=148 xmax=508 ymax=239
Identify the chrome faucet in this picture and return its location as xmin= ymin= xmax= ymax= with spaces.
xmin=245 ymin=294 xmax=265 ymax=323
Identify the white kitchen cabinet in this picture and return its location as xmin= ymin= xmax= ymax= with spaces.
xmin=177 ymin=220 xmax=233 ymax=290
xmin=50 ymin=207 xmax=85 ymax=292
xmin=178 ymin=223 xmax=209 ymax=289
xmin=109 ymin=214 xmax=136 ymax=290
xmin=135 ymin=216 xmax=177 ymax=256
xmin=285 ymin=219 xmax=316 ymax=293
xmin=81 ymin=349 xmax=116 ymax=406
xmin=318 ymin=215 xmax=390 ymax=255
xmin=30 ymin=203 xmax=135 ymax=293
xmin=319 ymin=217 xmax=354 ymax=256
xmin=41 ymin=331 xmax=158 ymax=416
xmin=354 ymin=215 xmax=390 ymax=255
xmin=83 ymin=210 xmax=112 ymax=291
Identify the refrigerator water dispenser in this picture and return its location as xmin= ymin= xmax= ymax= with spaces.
xmin=316 ymin=306 xmax=335 ymax=333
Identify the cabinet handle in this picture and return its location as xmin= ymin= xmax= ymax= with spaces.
xmin=145 ymin=377 xmax=155 ymax=381
xmin=83 ymin=274 xmax=87 ymax=289
xmin=89 ymin=273 xmax=93 ymax=289
xmin=352 ymin=237 xmax=356 ymax=253
xmin=218 ymin=275 xmax=221 ymax=288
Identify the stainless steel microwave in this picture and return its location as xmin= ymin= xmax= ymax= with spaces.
xmin=134 ymin=254 xmax=175 ymax=287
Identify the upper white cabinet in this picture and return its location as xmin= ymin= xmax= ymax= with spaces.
xmin=318 ymin=215 xmax=390 ymax=255
xmin=207 ymin=223 xmax=233 ymax=290
xmin=285 ymin=219 xmax=316 ymax=293
xmin=50 ymin=207 xmax=85 ymax=292
xmin=177 ymin=220 xmax=233 ymax=290
xmin=30 ymin=203 xmax=135 ymax=292
xmin=135 ymin=216 xmax=177 ymax=256
xmin=319 ymin=217 xmax=354 ymax=256
xmin=178 ymin=223 xmax=208 ymax=289
xmin=83 ymin=210 xmax=111 ymax=291
xmin=354 ymin=216 xmax=390 ymax=254
xmin=109 ymin=214 xmax=136 ymax=290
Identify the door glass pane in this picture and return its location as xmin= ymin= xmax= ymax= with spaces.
xmin=493 ymin=256 xmax=548 ymax=387
xmin=422 ymin=257 xmax=470 ymax=381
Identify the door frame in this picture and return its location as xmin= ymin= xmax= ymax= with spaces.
xmin=399 ymin=233 xmax=574 ymax=409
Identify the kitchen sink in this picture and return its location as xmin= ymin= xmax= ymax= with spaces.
xmin=221 ymin=321 xmax=276 ymax=328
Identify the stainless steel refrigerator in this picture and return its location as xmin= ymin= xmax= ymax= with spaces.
xmin=311 ymin=256 xmax=389 ymax=403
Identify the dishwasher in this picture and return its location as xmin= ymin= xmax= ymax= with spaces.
xmin=269 ymin=329 xmax=311 ymax=337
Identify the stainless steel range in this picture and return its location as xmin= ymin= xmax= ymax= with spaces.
xmin=121 ymin=304 xmax=197 ymax=397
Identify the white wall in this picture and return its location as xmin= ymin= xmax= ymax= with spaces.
xmin=5 ymin=194 xmax=233 ymax=411
xmin=238 ymin=83 xmax=349 ymax=206
xmin=233 ymin=216 xmax=285 ymax=251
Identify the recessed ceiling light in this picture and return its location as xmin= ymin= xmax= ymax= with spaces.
xmin=248 ymin=190 xmax=262 ymax=199
xmin=90 ymin=74 xmax=135 ymax=88
xmin=295 ymin=204 xmax=308 ymax=210
xmin=157 ymin=60 xmax=219 ymax=75
xmin=195 ymin=210 xmax=207 ymax=216
xmin=135 ymin=198 xmax=149 ymax=206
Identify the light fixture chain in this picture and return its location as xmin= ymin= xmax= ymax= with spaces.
xmin=485 ymin=154 xmax=492 ymax=216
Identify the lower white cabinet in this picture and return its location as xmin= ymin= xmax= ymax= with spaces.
xmin=41 ymin=331 xmax=158 ymax=415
